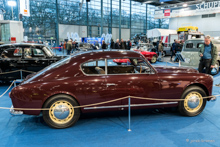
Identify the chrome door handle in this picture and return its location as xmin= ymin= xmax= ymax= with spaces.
xmin=106 ymin=83 xmax=116 ymax=87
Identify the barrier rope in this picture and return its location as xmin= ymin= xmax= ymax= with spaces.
xmin=0 ymin=80 xmax=15 ymax=98
xmin=1 ymin=94 xmax=219 ymax=111
xmin=0 ymin=69 xmax=35 ymax=75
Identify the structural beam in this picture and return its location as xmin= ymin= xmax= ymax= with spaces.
xmin=119 ymin=0 xmax=121 ymax=40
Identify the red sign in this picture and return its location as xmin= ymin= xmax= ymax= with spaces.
xmin=11 ymin=37 xmax=16 ymax=43
xmin=164 ymin=9 xmax=171 ymax=16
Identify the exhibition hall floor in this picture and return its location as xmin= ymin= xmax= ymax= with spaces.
xmin=0 ymin=60 xmax=220 ymax=147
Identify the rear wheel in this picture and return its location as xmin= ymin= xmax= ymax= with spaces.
xmin=43 ymin=95 xmax=80 ymax=129
xmin=150 ymin=55 xmax=157 ymax=64
xmin=178 ymin=86 xmax=207 ymax=116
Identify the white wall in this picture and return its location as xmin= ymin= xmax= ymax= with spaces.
xmin=59 ymin=24 xmax=87 ymax=41
xmin=169 ymin=13 xmax=220 ymax=37
xmin=112 ymin=28 xmax=130 ymax=41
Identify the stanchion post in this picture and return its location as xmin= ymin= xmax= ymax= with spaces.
xmin=20 ymin=70 xmax=23 ymax=80
xmin=128 ymin=96 xmax=131 ymax=132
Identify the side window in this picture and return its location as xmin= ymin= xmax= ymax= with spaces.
xmin=33 ymin=48 xmax=45 ymax=57
xmin=1 ymin=48 xmax=21 ymax=58
xmin=108 ymin=58 xmax=152 ymax=74
xmin=24 ymin=48 xmax=32 ymax=58
xmin=197 ymin=43 xmax=203 ymax=48
xmin=81 ymin=60 xmax=105 ymax=75
xmin=13 ymin=47 xmax=22 ymax=56
xmin=186 ymin=43 xmax=193 ymax=48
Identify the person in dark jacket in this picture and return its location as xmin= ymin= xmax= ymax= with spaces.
xmin=198 ymin=35 xmax=218 ymax=74
xmin=101 ymin=40 xmax=107 ymax=49
xmin=127 ymin=39 xmax=132 ymax=50
xmin=110 ymin=39 xmax=115 ymax=49
xmin=170 ymin=39 xmax=176 ymax=61
xmin=115 ymin=39 xmax=120 ymax=49
xmin=174 ymin=40 xmax=183 ymax=62
xmin=120 ymin=39 xmax=127 ymax=49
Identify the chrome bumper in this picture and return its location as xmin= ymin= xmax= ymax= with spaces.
xmin=10 ymin=105 xmax=23 ymax=116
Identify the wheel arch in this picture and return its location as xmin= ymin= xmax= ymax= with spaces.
xmin=184 ymin=83 xmax=210 ymax=97
xmin=42 ymin=93 xmax=81 ymax=111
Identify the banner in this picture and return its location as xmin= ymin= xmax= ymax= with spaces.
xmin=20 ymin=0 xmax=30 ymax=17
xmin=155 ymin=1 xmax=220 ymax=19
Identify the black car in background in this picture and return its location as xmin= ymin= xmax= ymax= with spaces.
xmin=0 ymin=43 xmax=65 ymax=82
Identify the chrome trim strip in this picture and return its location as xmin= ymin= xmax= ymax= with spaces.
xmin=84 ymin=102 xmax=178 ymax=110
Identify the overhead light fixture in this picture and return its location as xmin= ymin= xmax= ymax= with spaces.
xmin=183 ymin=3 xmax=187 ymax=7
xmin=161 ymin=2 xmax=164 ymax=4
xmin=144 ymin=1 xmax=153 ymax=4
xmin=7 ymin=1 xmax=16 ymax=6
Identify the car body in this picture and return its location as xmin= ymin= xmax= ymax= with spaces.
xmin=0 ymin=43 xmax=65 ymax=81
xmin=10 ymin=50 xmax=215 ymax=128
xmin=115 ymin=44 xmax=158 ymax=64
xmin=180 ymin=38 xmax=220 ymax=75
xmin=177 ymin=26 xmax=198 ymax=33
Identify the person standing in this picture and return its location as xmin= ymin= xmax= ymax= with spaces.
xmin=198 ymin=35 xmax=217 ymax=74
xmin=158 ymin=40 xmax=164 ymax=62
xmin=120 ymin=39 xmax=126 ymax=49
xmin=102 ymin=40 xmax=107 ymax=49
xmin=66 ymin=40 xmax=72 ymax=55
xmin=115 ymin=39 xmax=120 ymax=49
xmin=64 ymin=41 xmax=67 ymax=50
xmin=127 ymin=39 xmax=132 ymax=50
xmin=95 ymin=41 xmax=100 ymax=49
xmin=174 ymin=40 xmax=182 ymax=62
xmin=110 ymin=39 xmax=115 ymax=49
xmin=170 ymin=39 xmax=176 ymax=61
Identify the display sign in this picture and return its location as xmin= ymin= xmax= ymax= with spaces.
xmin=11 ymin=37 xmax=16 ymax=43
xmin=164 ymin=9 xmax=170 ymax=16
xmin=20 ymin=0 xmax=30 ymax=17
xmin=155 ymin=1 xmax=220 ymax=19
xmin=83 ymin=37 xmax=104 ymax=45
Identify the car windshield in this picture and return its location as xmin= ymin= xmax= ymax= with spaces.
xmin=22 ymin=56 xmax=71 ymax=84
xmin=43 ymin=47 xmax=55 ymax=57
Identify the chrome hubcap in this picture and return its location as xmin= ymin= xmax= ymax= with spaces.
xmin=49 ymin=100 xmax=74 ymax=124
xmin=54 ymin=105 xmax=70 ymax=119
xmin=187 ymin=96 xmax=200 ymax=109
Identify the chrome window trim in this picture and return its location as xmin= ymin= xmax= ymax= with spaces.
xmin=80 ymin=57 xmax=156 ymax=76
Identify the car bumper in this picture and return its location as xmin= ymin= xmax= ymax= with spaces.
xmin=10 ymin=105 xmax=23 ymax=116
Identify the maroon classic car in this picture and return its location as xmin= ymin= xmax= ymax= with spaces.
xmin=10 ymin=50 xmax=215 ymax=128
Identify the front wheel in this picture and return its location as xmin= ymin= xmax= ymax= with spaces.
xmin=43 ymin=95 xmax=80 ymax=129
xmin=178 ymin=86 xmax=207 ymax=117
xmin=150 ymin=55 xmax=157 ymax=64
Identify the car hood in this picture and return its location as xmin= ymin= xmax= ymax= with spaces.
xmin=154 ymin=66 xmax=199 ymax=74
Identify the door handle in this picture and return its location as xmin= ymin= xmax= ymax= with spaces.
xmin=106 ymin=83 xmax=116 ymax=87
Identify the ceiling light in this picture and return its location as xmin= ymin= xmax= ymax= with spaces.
xmin=144 ymin=1 xmax=153 ymax=4
xmin=161 ymin=2 xmax=164 ymax=4
xmin=183 ymin=3 xmax=187 ymax=7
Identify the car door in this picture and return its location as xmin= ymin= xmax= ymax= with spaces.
xmin=181 ymin=41 xmax=201 ymax=68
xmin=80 ymin=59 xmax=122 ymax=111
xmin=106 ymin=58 xmax=162 ymax=109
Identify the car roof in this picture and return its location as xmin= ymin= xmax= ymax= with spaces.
xmin=0 ymin=43 xmax=46 ymax=47
xmin=71 ymin=50 xmax=144 ymax=61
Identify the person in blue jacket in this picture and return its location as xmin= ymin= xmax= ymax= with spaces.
xmin=170 ymin=39 xmax=176 ymax=61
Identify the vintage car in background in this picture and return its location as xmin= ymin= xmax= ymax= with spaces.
xmin=10 ymin=50 xmax=215 ymax=128
xmin=0 ymin=43 xmax=65 ymax=81
xmin=114 ymin=43 xmax=158 ymax=64
xmin=180 ymin=38 xmax=220 ymax=75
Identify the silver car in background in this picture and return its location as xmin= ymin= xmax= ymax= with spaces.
xmin=180 ymin=38 xmax=220 ymax=75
